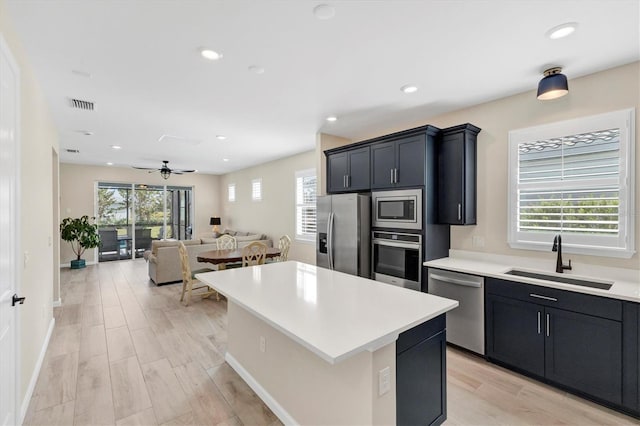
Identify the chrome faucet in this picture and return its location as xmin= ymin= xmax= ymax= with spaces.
xmin=552 ymin=234 xmax=572 ymax=273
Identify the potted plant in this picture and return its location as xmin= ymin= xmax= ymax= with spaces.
xmin=60 ymin=215 xmax=101 ymax=269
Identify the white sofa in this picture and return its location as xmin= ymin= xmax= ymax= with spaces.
xmin=145 ymin=232 xmax=273 ymax=285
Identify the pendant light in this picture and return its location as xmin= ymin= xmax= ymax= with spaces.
xmin=537 ymin=67 xmax=569 ymax=100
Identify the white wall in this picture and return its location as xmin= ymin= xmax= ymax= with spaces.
xmin=59 ymin=163 xmax=221 ymax=264
xmin=219 ymin=150 xmax=316 ymax=264
xmin=0 ymin=0 xmax=59 ymax=413
xmin=318 ymin=62 xmax=640 ymax=271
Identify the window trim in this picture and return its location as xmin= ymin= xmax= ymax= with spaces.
xmin=507 ymin=108 xmax=635 ymax=258
xmin=295 ymin=168 xmax=317 ymax=244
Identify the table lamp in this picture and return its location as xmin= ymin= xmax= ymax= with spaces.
xmin=210 ymin=217 xmax=221 ymax=234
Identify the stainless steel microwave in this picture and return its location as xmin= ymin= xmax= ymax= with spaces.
xmin=372 ymin=188 xmax=422 ymax=230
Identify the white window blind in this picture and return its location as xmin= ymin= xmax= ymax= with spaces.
xmin=295 ymin=169 xmax=317 ymax=242
xmin=508 ymin=109 xmax=635 ymax=258
xmin=228 ymin=183 xmax=236 ymax=202
xmin=252 ymin=178 xmax=262 ymax=201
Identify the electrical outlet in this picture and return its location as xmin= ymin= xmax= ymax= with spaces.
xmin=378 ymin=366 xmax=390 ymax=396
xmin=259 ymin=336 xmax=266 ymax=353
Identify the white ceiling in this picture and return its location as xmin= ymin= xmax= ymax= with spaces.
xmin=5 ymin=0 xmax=639 ymax=175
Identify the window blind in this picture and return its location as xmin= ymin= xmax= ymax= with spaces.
xmin=252 ymin=178 xmax=262 ymax=201
xmin=295 ymin=170 xmax=317 ymax=240
xmin=228 ymin=183 xmax=236 ymax=202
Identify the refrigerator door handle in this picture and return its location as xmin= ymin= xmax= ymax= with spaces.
xmin=327 ymin=212 xmax=334 ymax=270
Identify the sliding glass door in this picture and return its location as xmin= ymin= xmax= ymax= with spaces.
xmin=97 ymin=182 xmax=193 ymax=261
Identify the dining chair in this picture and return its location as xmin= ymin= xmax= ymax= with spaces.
xmin=216 ymin=234 xmax=237 ymax=250
xmin=242 ymin=241 xmax=268 ymax=267
xmin=178 ymin=241 xmax=218 ymax=305
xmin=98 ymin=228 xmax=120 ymax=261
xmin=278 ymin=235 xmax=292 ymax=261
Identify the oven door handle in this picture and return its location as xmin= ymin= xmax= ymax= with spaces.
xmin=429 ymin=273 xmax=483 ymax=288
xmin=372 ymin=239 xmax=420 ymax=250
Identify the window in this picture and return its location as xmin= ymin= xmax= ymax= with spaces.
xmin=508 ymin=109 xmax=635 ymax=258
xmin=252 ymin=178 xmax=262 ymax=201
xmin=295 ymin=169 xmax=317 ymax=242
xmin=228 ymin=183 xmax=236 ymax=202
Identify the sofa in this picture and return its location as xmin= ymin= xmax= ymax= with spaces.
xmin=145 ymin=231 xmax=273 ymax=285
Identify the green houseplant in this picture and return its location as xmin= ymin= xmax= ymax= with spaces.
xmin=60 ymin=215 xmax=101 ymax=269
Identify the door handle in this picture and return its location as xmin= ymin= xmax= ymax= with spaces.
xmin=12 ymin=294 xmax=26 ymax=306
xmin=537 ymin=311 xmax=541 ymax=334
xmin=546 ymin=313 xmax=550 ymax=337
xmin=529 ymin=293 xmax=558 ymax=302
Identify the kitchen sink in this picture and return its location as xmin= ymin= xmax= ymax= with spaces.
xmin=504 ymin=269 xmax=613 ymax=290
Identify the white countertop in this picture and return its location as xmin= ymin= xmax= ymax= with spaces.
xmin=424 ymin=250 xmax=640 ymax=303
xmin=196 ymin=261 xmax=458 ymax=364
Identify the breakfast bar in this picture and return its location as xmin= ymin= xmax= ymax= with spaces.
xmin=196 ymin=261 xmax=458 ymax=425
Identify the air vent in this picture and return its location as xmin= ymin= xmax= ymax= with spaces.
xmin=66 ymin=149 xmax=80 ymax=154
xmin=68 ymin=98 xmax=95 ymax=111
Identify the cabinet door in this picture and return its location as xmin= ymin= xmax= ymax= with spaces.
xmin=397 ymin=330 xmax=446 ymax=426
xmin=370 ymin=141 xmax=395 ymax=189
xmin=396 ymin=135 xmax=425 ymax=187
xmin=327 ymin=152 xmax=348 ymax=193
xmin=437 ymin=132 xmax=464 ymax=224
xmin=545 ymin=307 xmax=623 ymax=405
xmin=347 ymin=146 xmax=370 ymax=191
xmin=486 ymin=294 xmax=545 ymax=377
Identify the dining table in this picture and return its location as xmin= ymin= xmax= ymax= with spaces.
xmin=196 ymin=247 xmax=281 ymax=269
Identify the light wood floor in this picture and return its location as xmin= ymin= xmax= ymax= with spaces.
xmin=23 ymin=259 xmax=638 ymax=426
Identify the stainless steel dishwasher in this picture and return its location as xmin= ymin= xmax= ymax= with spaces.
xmin=427 ymin=268 xmax=485 ymax=355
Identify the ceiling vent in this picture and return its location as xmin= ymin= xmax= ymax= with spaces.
xmin=65 ymin=149 xmax=80 ymax=154
xmin=68 ymin=98 xmax=95 ymax=111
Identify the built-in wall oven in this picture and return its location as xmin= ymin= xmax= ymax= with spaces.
xmin=372 ymin=231 xmax=422 ymax=291
xmin=372 ymin=189 xmax=422 ymax=230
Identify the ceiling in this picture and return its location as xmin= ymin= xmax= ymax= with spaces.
xmin=5 ymin=0 xmax=639 ymax=175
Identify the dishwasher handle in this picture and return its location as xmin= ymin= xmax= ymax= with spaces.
xmin=429 ymin=273 xmax=483 ymax=288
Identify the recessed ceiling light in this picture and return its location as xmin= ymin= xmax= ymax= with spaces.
xmin=248 ymin=65 xmax=265 ymax=74
xmin=546 ymin=22 xmax=578 ymax=39
xmin=401 ymin=85 xmax=418 ymax=94
xmin=200 ymin=48 xmax=223 ymax=61
xmin=216 ymin=135 xmax=227 ymax=140
xmin=223 ymin=158 xmax=230 ymax=162
xmin=313 ymin=4 xmax=335 ymax=20
xmin=326 ymin=116 xmax=338 ymax=122
xmin=106 ymin=162 xmax=113 ymax=166
xmin=111 ymin=145 xmax=121 ymax=150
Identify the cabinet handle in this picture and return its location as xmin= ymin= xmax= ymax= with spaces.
xmin=546 ymin=313 xmax=550 ymax=337
xmin=343 ymin=175 xmax=347 ymax=188
xmin=457 ymin=203 xmax=462 ymax=221
xmin=347 ymin=175 xmax=350 ymax=187
xmin=390 ymin=169 xmax=394 ymax=184
xmin=394 ymin=168 xmax=398 ymax=183
xmin=537 ymin=311 xmax=541 ymax=334
xmin=529 ymin=293 xmax=558 ymax=302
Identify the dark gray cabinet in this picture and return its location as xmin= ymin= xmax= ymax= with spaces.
xmin=396 ymin=314 xmax=447 ymax=426
xmin=486 ymin=277 xmax=631 ymax=412
xmin=326 ymin=146 xmax=370 ymax=193
xmin=438 ymin=124 xmax=481 ymax=225
xmin=371 ymin=134 xmax=426 ymax=189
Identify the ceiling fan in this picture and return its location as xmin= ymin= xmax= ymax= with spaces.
xmin=132 ymin=160 xmax=195 ymax=180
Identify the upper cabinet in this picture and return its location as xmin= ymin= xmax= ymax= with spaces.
xmin=437 ymin=124 xmax=481 ymax=225
xmin=326 ymin=146 xmax=370 ymax=193
xmin=370 ymin=134 xmax=427 ymax=189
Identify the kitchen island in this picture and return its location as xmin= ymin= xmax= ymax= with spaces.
xmin=196 ymin=261 xmax=458 ymax=425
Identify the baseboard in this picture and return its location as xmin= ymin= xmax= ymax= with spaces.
xmin=20 ymin=317 xmax=55 ymax=424
xmin=52 ymin=298 xmax=61 ymax=308
xmin=225 ymin=352 xmax=298 ymax=426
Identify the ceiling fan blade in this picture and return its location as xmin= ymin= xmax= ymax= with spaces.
xmin=147 ymin=169 xmax=159 ymax=173
xmin=132 ymin=166 xmax=158 ymax=170
xmin=172 ymin=169 xmax=195 ymax=173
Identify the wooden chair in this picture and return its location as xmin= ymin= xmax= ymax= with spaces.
xmin=216 ymin=234 xmax=237 ymax=250
xmin=242 ymin=241 xmax=268 ymax=267
xmin=278 ymin=235 xmax=292 ymax=261
xmin=178 ymin=241 xmax=218 ymax=305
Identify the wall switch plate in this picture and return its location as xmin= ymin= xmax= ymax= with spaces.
xmin=259 ymin=336 xmax=266 ymax=353
xmin=378 ymin=366 xmax=390 ymax=396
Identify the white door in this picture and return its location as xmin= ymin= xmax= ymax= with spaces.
xmin=0 ymin=35 xmax=21 ymax=426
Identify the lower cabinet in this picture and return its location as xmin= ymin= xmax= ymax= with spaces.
xmin=396 ymin=314 xmax=447 ymax=426
xmin=486 ymin=278 xmax=637 ymax=416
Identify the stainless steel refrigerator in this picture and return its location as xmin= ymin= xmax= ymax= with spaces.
xmin=316 ymin=193 xmax=370 ymax=278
